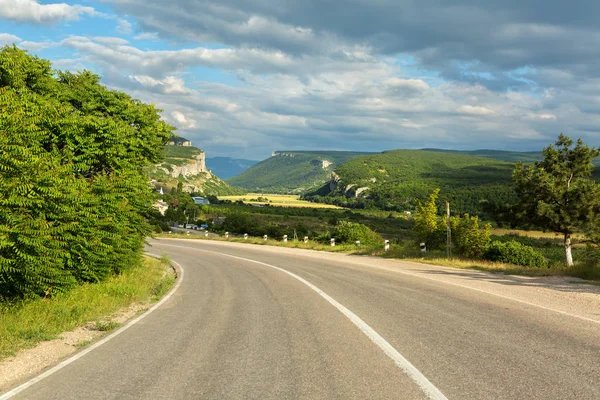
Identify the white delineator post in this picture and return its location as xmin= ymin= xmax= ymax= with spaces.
xmin=244 ymin=233 xmax=248 ymax=240
xmin=355 ymin=240 xmax=361 ymax=246
xmin=204 ymin=231 xmax=208 ymax=237
xmin=263 ymin=235 xmax=268 ymax=241
xmin=283 ymin=235 xmax=288 ymax=243
xmin=330 ymin=238 xmax=335 ymax=247
xmin=420 ymin=242 xmax=426 ymax=253
xmin=384 ymin=240 xmax=390 ymax=251
xmin=303 ymin=236 xmax=309 ymax=243
xmin=225 ymin=232 xmax=229 ymax=239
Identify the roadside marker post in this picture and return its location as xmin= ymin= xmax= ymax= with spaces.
xmin=263 ymin=235 xmax=268 ymax=241
xmin=384 ymin=240 xmax=390 ymax=251
xmin=204 ymin=231 xmax=208 ymax=237
xmin=303 ymin=236 xmax=309 ymax=243
xmin=283 ymin=235 xmax=288 ymax=243
xmin=244 ymin=233 xmax=248 ymax=240
xmin=225 ymin=232 xmax=229 ymax=239
xmin=355 ymin=240 xmax=361 ymax=247
xmin=420 ymin=242 xmax=427 ymax=253
xmin=331 ymin=238 xmax=335 ymax=247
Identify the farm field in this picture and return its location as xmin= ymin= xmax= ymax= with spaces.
xmin=218 ymin=193 xmax=342 ymax=209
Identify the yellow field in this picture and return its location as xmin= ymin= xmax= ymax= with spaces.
xmin=491 ymin=228 xmax=585 ymax=240
xmin=218 ymin=193 xmax=341 ymax=209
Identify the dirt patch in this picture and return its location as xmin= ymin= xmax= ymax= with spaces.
xmin=0 ymin=302 xmax=150 ymax=393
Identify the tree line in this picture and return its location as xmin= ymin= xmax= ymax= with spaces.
xmin=414 ymin=134 xmax=600 ymax=267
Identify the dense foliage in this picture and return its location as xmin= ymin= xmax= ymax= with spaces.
xmin=513 ymin=134 xmax=600 ymax=266
xmin=305 ymin=150 xmax=518 ymax=215
xmin=484 ymin=240 xmax=548 ymax=268
xmin=331 ymin=221 xmax=383 ymax=246
xmin=0 ymin=46 xmax=173 ymax=298
xmin=227 ymin=151 xmax=374 ymax=193
xmin=413 ymin=189 xmax=491 ymax=258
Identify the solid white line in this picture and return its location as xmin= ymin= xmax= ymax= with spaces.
xmin=179 ymin=245 xmax=448 ymax=400
xmin=0 ymin=256 xmax=184 ymax=400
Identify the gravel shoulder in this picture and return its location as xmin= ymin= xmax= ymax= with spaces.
xmin=0 ymin=302 xmax=151 ymax=393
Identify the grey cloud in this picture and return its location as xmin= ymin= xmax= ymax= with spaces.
xmin=107 ymin=0 xmax=600 ymax=87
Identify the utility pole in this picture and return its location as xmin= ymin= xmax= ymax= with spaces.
xmin=446 ymin=201 xmax=451 ymax=258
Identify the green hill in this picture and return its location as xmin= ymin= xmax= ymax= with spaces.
xmin=226 ymin=151 xmax=376 ymax=193
xmin=304 ymin=150 xmax=519 ymax=215
xmin=421 ymin=148 xmax=543 ymax=163
xmin=150 ymin=143 xmax=244 ymax=196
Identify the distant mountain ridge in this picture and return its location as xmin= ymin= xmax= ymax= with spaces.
xmin=206 ymin=157 xmax=259 ymax=179
xmin=226 ymin=150 xmax=376 ymax=193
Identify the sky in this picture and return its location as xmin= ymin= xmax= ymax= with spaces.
xmin=1 ymin=0 xmax=599 ymax=160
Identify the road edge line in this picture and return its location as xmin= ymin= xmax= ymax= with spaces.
xmin=0 ymin=255 xmax=185 ymax=400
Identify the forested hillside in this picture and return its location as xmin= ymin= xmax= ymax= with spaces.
xmin=227 ymin=151 xmax=375 ymax=193
xmin=0 ymin=46 xmax=173 ymax=298
xmin=423 ymin=148 xmax=600 ymax=179
xmin=304 ymin=150 xmax=518 ymax=215
xmin=421 ymin=148 xmax=543 ymax=163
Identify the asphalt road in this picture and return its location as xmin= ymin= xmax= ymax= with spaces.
xmin=4 ymin=238 xmax=600 ymax=399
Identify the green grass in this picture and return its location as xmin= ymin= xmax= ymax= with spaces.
xmin=0 ymin=257 xmax=175 ymax=360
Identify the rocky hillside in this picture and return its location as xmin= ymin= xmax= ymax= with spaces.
xmin=150 ymin=144 xmax=245 ymax=196
xmin=226 ymin=151 xmax=375 ymax=193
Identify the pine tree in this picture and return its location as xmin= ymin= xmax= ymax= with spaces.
xmin=513 ymin=134 xmax=600 ymax=266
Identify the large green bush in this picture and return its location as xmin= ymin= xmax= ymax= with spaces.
xmin=0 ymin=46 xmax=173 ymax=298
xmin=331 ymin=221 xmax=383 ymax=245
xmin=484 ymin=240 xmax=548 ymax=268
xmin=449 ymin=214 xmax=491 ymax=258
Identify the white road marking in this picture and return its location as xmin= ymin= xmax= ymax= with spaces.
xmin=165 ymin=244 xmax=448 ymax=400
xmin=164 ymin=239 xmax=600 ymax=326
xmin=0 ymin=256 xmax=184 ymax=400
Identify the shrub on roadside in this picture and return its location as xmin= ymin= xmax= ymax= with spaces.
xmin=332 ymin=221 xmax=383 ymax=246
xmin=449 ymin=214 xmax=491 ymax=258
xmin=484 ymin=240 xmax=548 ymax=268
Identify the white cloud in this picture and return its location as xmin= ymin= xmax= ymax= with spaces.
xmin=134 ymin=32 xmax=158 ymax=40
xmin=170 ymin=111 xmax=197 ymax=129
xmin=0 ymin=33 xmax=21 ymax=46
xmin=130 ymin=75 xmax=191 ymax=94
xmin=457 ymin=105 xmax=496 ymax=115
xmin=0 ymin=0 xmax=97 ymax=25
xmin=116 ymin=18 xmax=132 ymax=34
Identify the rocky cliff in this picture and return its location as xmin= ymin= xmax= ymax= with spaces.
xmin=159 ymin=152 xmax=207 ymax=178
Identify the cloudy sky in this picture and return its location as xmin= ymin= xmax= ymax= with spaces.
xmin=1 ymin=0 xmax=599 ymax=160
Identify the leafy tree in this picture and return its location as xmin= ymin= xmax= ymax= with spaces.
xmin=513 ymin=134 xmax=600 ymax=266
xmin=0 ymin=46 xmax=174 ymax=298
xmin=413 ymin=189 xmax=446 ymax=249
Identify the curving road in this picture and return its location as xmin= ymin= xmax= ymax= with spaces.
xmin=3 ymin=238 xmax=600 ymax=399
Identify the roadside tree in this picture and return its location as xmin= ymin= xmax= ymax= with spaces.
xmin=513 ymin=134 xmax=600 ymax=266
